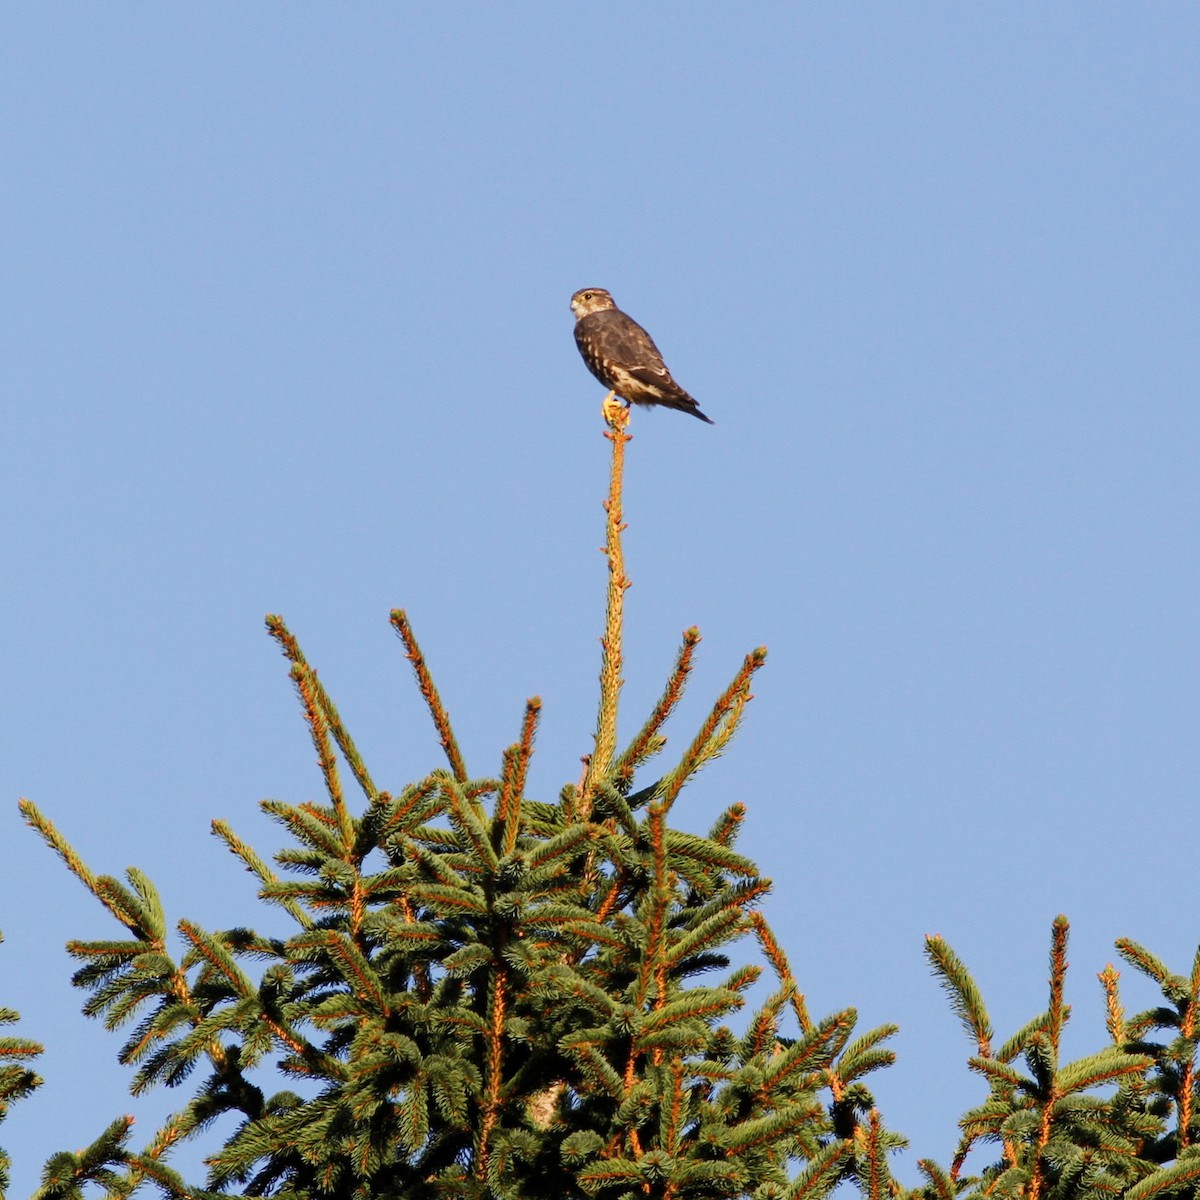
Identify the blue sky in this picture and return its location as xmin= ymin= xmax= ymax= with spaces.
xmin=3 ymin=5 xmax=1198 ymax=1193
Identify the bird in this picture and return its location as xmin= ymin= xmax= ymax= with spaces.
xmin=570 ymin=288 xmax=714 ymax=425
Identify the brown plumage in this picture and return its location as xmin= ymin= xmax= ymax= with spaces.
xmin=570 ymin=288 xmax=713 ymax=424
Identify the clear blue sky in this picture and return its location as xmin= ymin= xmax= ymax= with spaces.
xmin=3 ymin=5 xmax=1198 ymax=1193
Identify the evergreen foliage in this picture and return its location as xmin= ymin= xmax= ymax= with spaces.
xmin=7 ymin=412 xmax=900 ymax=1199
xmin=905 ymin=920 xmax=1200 ymax=1200
xmin=5 ymin=411 xmax=1200 ymax=1200
xmin=0 ymin=932 xmax=44 ymax=1195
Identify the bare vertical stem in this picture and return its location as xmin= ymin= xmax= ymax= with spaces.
xmin=582 ymin=404 xmax=631 ymax=813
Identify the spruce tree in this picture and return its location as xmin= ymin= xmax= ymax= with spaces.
xmin=907 ymin=920 xmax=1200 ymax=1200
xmin=11 ymin=410 xmax=1200 ymax=1200
xmin=11 ymin=408 xmax=901 ymax=1198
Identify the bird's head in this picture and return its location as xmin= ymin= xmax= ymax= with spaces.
xmin=570 ymin=288 xmax=616 ymax=319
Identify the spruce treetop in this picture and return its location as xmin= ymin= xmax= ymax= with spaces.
xmin=8 ymin=408 xmax=1199 ymax=1200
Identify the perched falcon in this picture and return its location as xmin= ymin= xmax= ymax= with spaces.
xmin=571 ymin=288 xmax=714 ymax=424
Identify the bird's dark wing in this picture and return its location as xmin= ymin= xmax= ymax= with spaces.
xmin=593 ymin=310 xmax=670 ymax=374
xmin=575 ymin=308 xmax=714 ymax=424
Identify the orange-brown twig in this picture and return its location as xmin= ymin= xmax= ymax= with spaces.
xmin=390 ymin=608 xmax=468 ymax=783
xmin=266 ymin=615 xmax=377 ymax=801
xmin=612 ymin=627 xmax=701 ymax=788
xmin=751 ymin=911 xmax=813 ymax=1034
xmin=499 ymin=697 xmax=541 ymax=855
xmin=1098 ymin=964 xmax=1125 ymax=1045
xmin=656 ymin=647 xmax=767 ymax=813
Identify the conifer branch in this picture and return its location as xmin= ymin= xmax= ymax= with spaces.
xmin=1026 ymin=917 xmax=1071 ymax=1200
xmin=478 ymin=966 xmax=508 ymax=1178
xmin=786 ymin=1140 xmax=854 ymax=1200
xmin=1114 ymin=938 xmax=1174 ymax=989
xmin=853 ymin=1108 xmax=888 ymax=1200
xmin=992 ymin=1011 xmax=1053 ymax=1064
xmin=290 ymin=663 xmax=355 ymax=853
xmin=93 ymin=875 xmax=160 ymax=941
xmin=375 ymin=779 xmax=442 ymax=845
xmin=1046 ymin=913 xmax=1070 ymax=1062
xmin=708 ymin=802 xmax=746 ymax=848
xmin=636 ymin=803 xmax=672 ymax=1013
xmin=21 ymin=802 xmax=172 ymax=950
xmin=1098 ymin=963 xmax=1125 ymax=1045
xmin=499 ymin=697 xmax=540 ymax=856
xmin=1181 ymin=949 xmax=1200 ymax=1148
xmin=583 ymin=414 xmax=632 ymax=814
xmin=612 ymin=627 xmax=701 ymax=789
xmin=915 ymin=1159 xmax=957 ymax=1200
xmin=33 ymin=1114 xmax=136 ymax=1200
xmin=111 ymin=1125 xmax=191 ymax=1200
xmin=211 ymin=818 xmax=314 ymax=928
xmin=1054 ymin=1048 xmax=1151 ymax=1093
xmin=390 ymin=608 xmax=469 ymax=783
xmin=442 ymin=777 xmax=500 ymax=874
xmin=665 ymin=1057 xmax=685 ymax=1154
xmin=261 ymin=799 xmax=347 ymax=860
xmin=745 ymin=983 xmax=793 ymax=1057
xmin=751 ymin=912 xmax=814 ymax=1034
xmin=727 ymin=963 xmax=761 ymax=992
xmin=290 ymin=929 xmax=389 ymax=1017
xmin=1027 ymin=1039 xmax=1054 ymax=1200
xmin=265 ymin=614 xmax=378 ymax=802
xmin=593 ymin=866 xmax=631 ymax=927
xmin=768 ymin=1012 xmax=857 ymax=1095
xmin=1126 ymin=1158 xmax=1200 ymax=1200
xmin=924 ymin=934 xmax=993 ymax=1058
xmin=655 ymin=647 xmax=767 ymax=813
xmin=588 ymin=780 xmax=639 ymax=836
xmin=523 ymin=824 xmax=599 ymax=874
xmin=178 ymin=920 xmax=254 ymax=1000
xmin=0 ymin=934 xmax=43 ymax=1161
xmin=18 ymin=799 xmax=102 ymax=900
xmin=965 ymin=1055 xmax=1029 ymax=1089
xmin=1190 ymin=943 xmax=1200 ymax=1013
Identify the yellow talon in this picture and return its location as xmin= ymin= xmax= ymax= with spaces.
xmin=602 ymin=391 xmax=629 ymax=429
